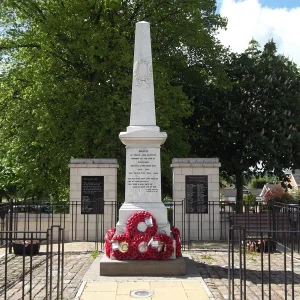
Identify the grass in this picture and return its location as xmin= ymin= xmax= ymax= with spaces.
xmin=91 ymin=250 xmax=99 ymax=259
xmin=201 ymin=254 xmax=213 ymax=260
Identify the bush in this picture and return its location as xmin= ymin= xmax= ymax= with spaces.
xmin=243 ymin=193 xmax=256 ymax=206
xmin=265 ymin=185 xmax=295 ymax=204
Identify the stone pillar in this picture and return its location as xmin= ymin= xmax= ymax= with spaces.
xmin=116 ymin=21 xmax=170 ymax=235
xmin=68 ymin=158 xmax=118 ymax=241
xmin=100 ymin=21 xmax=185 ymax=274
xmin=171 ymin=158 xmax=221 ymax=240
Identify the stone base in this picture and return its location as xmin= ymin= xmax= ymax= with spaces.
xmin=116 ymin=202 xmax=170 ymax=236
xmin=100 ymin=255 xmax=186 ymax=276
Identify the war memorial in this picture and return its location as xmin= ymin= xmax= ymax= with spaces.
xmin=1 ymin=20 xmax=299 ymax=300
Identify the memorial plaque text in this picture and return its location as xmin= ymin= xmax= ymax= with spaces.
xmin=81 ymin=176 xmax=104 ymax=214
xmin=125 ymin=147 xmax=161 ymax=202
xmin=185 ymin=175 xmax=208 ymax=214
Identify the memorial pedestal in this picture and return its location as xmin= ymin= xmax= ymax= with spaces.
xmin=100 ymin=255 xmax=186 ymax=276
xmin=116 ymin=130 xmax=169 ymax=236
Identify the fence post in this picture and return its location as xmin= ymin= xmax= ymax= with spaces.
xmin=228 ymin=227 xmax=232 ymax=300
xmin=9 ymin=200 xmax=13 ymax=254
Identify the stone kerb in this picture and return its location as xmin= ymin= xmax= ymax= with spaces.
xmin=171 ymin=158 xmax=221 ymax=241
xmin=69 ymin=159 xmax=119 ymax=241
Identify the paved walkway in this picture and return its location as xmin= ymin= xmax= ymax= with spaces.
xmin=78 ymin=280 xmax=210 ymax=300
xmin=1 ymin=242 xmax=300 ymax=299
xmin=190 ymin=250 xmax=300 ymax=300
xmin=76 ymin=251 xmax=212 ymax=300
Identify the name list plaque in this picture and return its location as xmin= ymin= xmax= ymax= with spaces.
xmin=125 ymin=148 xmax=161 ymax=202
xmin=81 ymin=176 xmax=104 ymax=214
xmin=185 ymin=175 xmax=208 ymax=214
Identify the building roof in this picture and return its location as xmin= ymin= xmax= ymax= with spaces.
xmin=292 ymin=170 xmax=300 ymax=186
xmin=284 ymin=169 xmax=300 ymax=186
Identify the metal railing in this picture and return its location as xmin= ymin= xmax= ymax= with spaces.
xmin=228 ymin=226 xmax=300 ymax=300
xmin=2 ymin=200 xmax=299 ymax=251
xmin=0 ymin=200 xmax=121 ymax=250
xmin=170 ymin=200 xmax=233 ymax=250
xmin=0 ymin=225 xmax=64 ymax=299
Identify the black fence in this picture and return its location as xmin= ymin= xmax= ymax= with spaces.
xmin=170 ymin=200 xmax=233 ymax=250
xmin=1 ymin=200 xmax=232 ymax=250
xmin=1 ymin=200 xmax=300 ymax=252
xmin=228 ymin=226 xmax=300 ymax=300
xmin=230 ymin=202 xmax=300 ymax=230
xmin=0 ymin=200 xmax=121 ymax=251
xmin=229 ymin=202 xmax=300 ymax=253
xmin=0 ymin=225 xmax=64 ymax=300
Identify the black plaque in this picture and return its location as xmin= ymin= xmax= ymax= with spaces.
xmin=81 ymin=176 xmax=104 ymax=214
xmin=185 ymin=175 xmax=208 ymax=214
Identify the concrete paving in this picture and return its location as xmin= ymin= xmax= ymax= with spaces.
xmin=77 ymin=280 xmax=210 ymax=300
xmin=1 ymin=242 xmax=300 ymax=299
xmin=75 ymin=253 xmax=212 ymax=300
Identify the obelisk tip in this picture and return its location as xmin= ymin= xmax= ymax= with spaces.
xmin=130 ymin=19 xmax=156 ymax=127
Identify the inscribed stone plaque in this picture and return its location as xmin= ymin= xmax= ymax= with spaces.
xmin=81 ymin=176 xmax=104 ymax=214
xmin=125 ymin=147 xmax=161 ymax=202
xmin=185 ymin=175 xmax=208 ymax=214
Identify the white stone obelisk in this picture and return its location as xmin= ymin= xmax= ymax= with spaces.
xmin=116 ymin=21 xmax=170 ymax=235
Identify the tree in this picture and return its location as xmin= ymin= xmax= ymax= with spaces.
xmin=248 ymin=175 xmax=276 ymax=189
xmin=0 ymin=0 xmax=226 ymax=200
xmin=264 ymin=185 xmax=295 ymax=204
xmin=243 ymin=193 xmax=256 ymax=207
xmin=187 ymin=40 xmax=300 ymax=212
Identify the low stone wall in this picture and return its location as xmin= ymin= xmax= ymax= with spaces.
xmin=171 ymin=158 xmax=221 ymax=241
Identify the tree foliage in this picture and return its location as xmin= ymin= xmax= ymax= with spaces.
xmin=248 ymin=175 xmax=276 ymax=189
xmin=264 ymin=185 xmax=295 ymax=204
xmin=0 ymin=0 xmax=226 ymax=200
xmin=188 ymin=39 xmax=300 ymax=211
xmin=243 ymin=193 xmax=256 ymax=206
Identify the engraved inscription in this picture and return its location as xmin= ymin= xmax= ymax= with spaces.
xmin=127 ymin=149 xmax=159 ymax=194
xmin=185 ymin=175 xmax=208 ymax=214
xmin=134 ymin=59 xmax=152 ymax=87
xmin=81 ymin=176 xmax=104 ymax=214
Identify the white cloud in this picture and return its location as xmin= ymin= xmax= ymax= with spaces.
xmin=218 ymin=0 xmax=300 ymax=65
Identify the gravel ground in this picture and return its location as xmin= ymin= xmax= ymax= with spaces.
xmin=190 ymin=250 xmax=300 ymax=300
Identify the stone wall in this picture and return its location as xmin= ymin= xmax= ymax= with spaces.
xmin=171 ymin=158 xmax=221 ymax=241
xmin=68 ymin=159 xmax=119 ymax=241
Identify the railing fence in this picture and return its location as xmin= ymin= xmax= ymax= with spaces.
xmin=228 ymin=226 xmax=300 ymax=300
xmin=0 ymin=225 xmax=64 ymax=300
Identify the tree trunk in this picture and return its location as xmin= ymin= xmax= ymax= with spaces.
xmin=235 ymin=171 xmax=244 ymax=213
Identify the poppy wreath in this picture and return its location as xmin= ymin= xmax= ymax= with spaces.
xmin=111 ymin=233 xmax=131 ymax=260
xmin=126 ymin=211 xmax=158 ymax=237
xmin=148 ymin=234 xmax=174 ymax=260
xmin=171 ymin=226 xmax=182 ymax=258
xmin=104 ymin=227 xmax=116 ymax=257
xmin=132 ymin=234 xmax=152 ymax=260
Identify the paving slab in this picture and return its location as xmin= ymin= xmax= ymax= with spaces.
xmin=76 ymin=253 xmax=213 ymax=299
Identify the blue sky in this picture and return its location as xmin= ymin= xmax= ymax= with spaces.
xmin=217 ymin=0 xmax=300 ymax=10
xmin=260 ymin=0 xmax=300 ymax=9
xmin=217 ymin=0 xmax=300 ymax=65
xmin=248 ymin=0 xmax=300 ymax=9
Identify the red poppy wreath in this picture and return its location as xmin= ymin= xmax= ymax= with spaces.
xmin=126 ymin=211 xmax=158 ymax=237
xmin=132 ymin=234 xmax=152 ymax=260
xmin=104 ymin=227 xmax=116 ymax=257
xmin=148 ymin=233 xmax=174 ymax=260
xmin=111 ymin=233 xmax=131 ymax=260
xmin=171 ymin=226 xmax=182 ymax=258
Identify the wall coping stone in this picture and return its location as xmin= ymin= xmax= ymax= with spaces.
xmin=69 ymin=158 xmax=119 ymax=168
xmin=171 ymin=158 xmax=221 ymax=168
